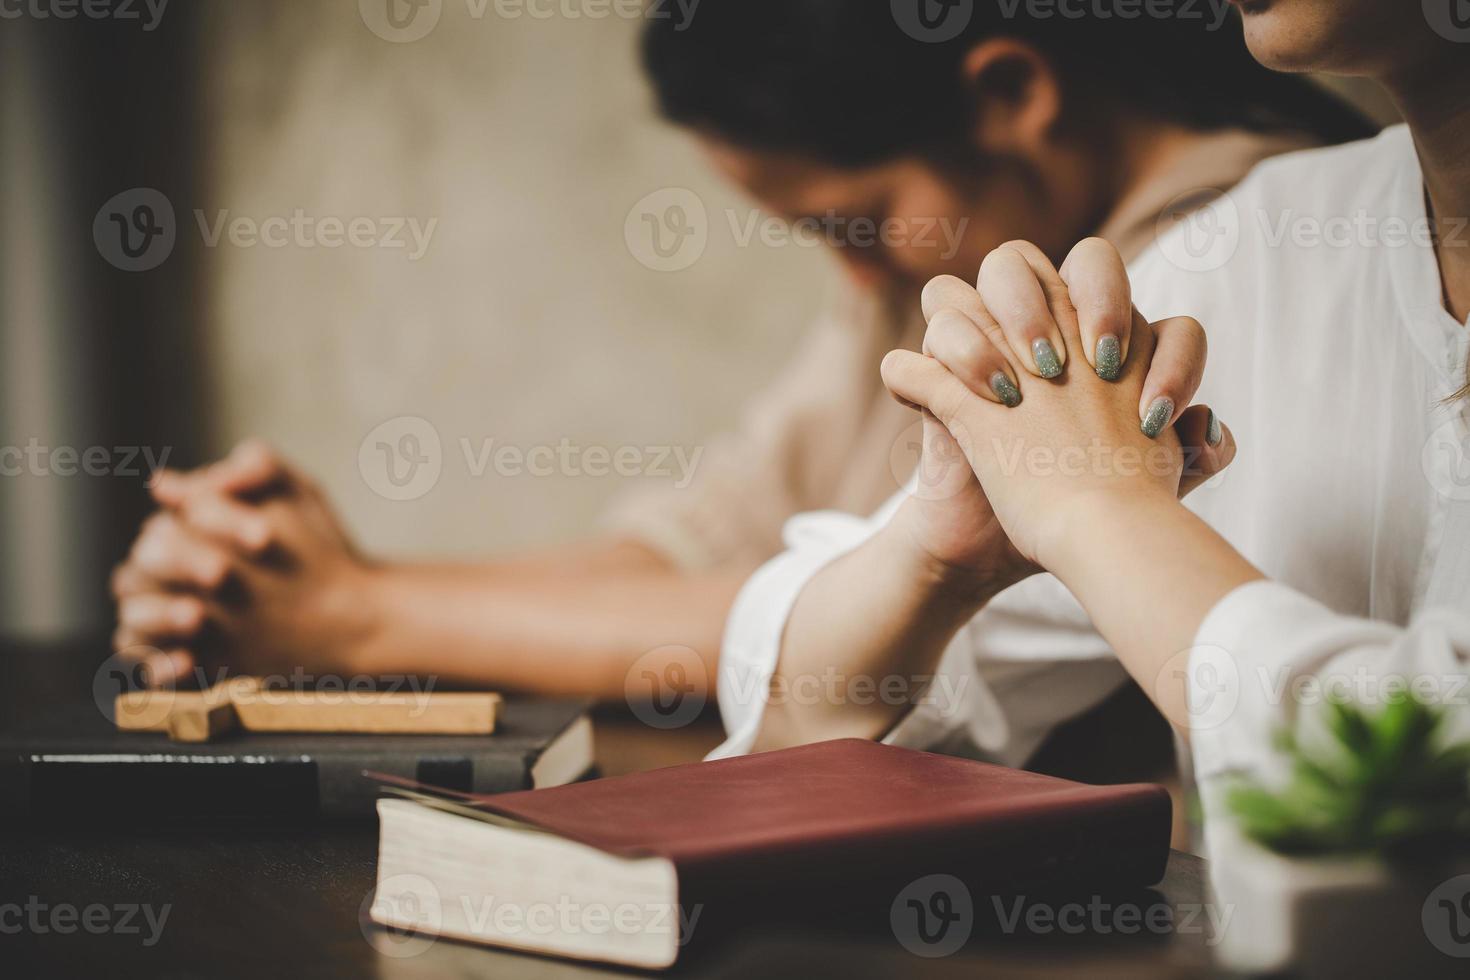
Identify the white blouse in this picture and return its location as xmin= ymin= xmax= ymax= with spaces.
xmin=710 ymin=126 xmax=1470 ymax=846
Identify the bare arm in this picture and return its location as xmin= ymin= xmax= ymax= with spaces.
xmin=751 ymin=509 xmax=1001 ymax=751
xmin=752 ymin=241 xmax=1226 ymax=751
xmin=112 ymin=443 xmax=749 ymax=699
xmin=351 ymin=541 xmax=749 ymax=697
xmin=1037 ymin=495 xmax=1260 ymax=730
xmin=882 ymin=239 xmax=1258 ymax=736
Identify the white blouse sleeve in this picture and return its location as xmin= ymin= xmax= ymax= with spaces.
xmin=709 ymin=488 xmax=1129 ymax=762
xmin=707 ymin=504 xmax=894 ymax=760
xmin=1187 ymin=581 xmax=1470 ymax=784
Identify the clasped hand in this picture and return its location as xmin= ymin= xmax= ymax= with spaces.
xmin=110 ymin=441 xmax=372 ymax=685
xmin=883 ymin=238 xmax=1235 ymax=598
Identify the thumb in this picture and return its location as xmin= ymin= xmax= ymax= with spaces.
xmin=1175 ymin=404 xmax=1235 ymax=499
xmin=211 ymin=439 xmax=293 ymax=499
xmin=149 ymin=440 xmax=291 ymax=509
xmin=883 ymin=350 xmax=985 ymax=501
xmin=881 ymin=349 xmax=975 ymax=433
xmin=911 ymin=412 xmax=978 ymax=502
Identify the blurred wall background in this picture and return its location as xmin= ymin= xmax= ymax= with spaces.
xmin=197 ymin=2 xmax=833 ymax=562
xmin=0 ymin=2 xmax=1398 ymax=639
xmin=0 ymin=1 xmax=834 ymax=638
xmin=1 ymin=7 xmax=209 ymax=638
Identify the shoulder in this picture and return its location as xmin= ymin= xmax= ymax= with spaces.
xmin=1128 ymin=125 xmax=1414 ymax=319
xmin=1226 ymin=124 xmax=1410 ymax=216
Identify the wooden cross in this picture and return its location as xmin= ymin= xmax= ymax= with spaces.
xmin=114 ymin=677 xmax=501 ymax=743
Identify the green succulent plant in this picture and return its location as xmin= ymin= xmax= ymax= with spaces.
xmin=1227 ymin=694 xmax=1470 ymax=857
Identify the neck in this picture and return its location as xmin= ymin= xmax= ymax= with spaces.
xmin=1114 ymin=116 xmax=1210 ymax=191
xmin=1383 ymin=62 xmax=1470 ymax=323
xmin=1087 ymin=114 xmax=1219 ymax=248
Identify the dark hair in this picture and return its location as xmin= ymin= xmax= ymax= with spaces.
xmin=642 ymin=1 xmax=1376 ymax=167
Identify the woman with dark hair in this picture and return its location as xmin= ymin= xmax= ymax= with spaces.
xmin=641 ymin=0 xmax=1371 ymax=282
xmin=108 ymin=4 xmax=1370 ymax=722
xmin=722 ymin=0 xmax=1470 ymax=911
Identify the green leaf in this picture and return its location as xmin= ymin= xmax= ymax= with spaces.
xmin=1228 ymin=694 xmax=1470 ymax=856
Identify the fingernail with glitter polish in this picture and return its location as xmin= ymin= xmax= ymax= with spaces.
xmin=1206 ymin=410 xmax=1223 ymax=447
xmin=1141 ymin=397 xmax=1175 ymax=439
xmin=1032 ymin=338 xmax=1062 ymax=379
xmin=1095 ymin=335 xmax=1122 ymax=381
xmin=990 ymin=371 xmax=1021 ymax=407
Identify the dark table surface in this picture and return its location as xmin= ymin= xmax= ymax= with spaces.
xmin=0 ymin=638 xmax=1218 ymax=979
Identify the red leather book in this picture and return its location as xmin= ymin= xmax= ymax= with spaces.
xmin=369 ymin=738 xmax=1171 ymax=968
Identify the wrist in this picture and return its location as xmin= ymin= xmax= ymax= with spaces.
xmin=323 ymin=559 xmax=390 ymax=676
xmin=1036 ymin=487 xmax=1186 ymax=583
xmin=881 ymin=505 xmax=1011 ymax=613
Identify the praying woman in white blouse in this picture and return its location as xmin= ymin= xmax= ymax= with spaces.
xmin=715 ymin=0 xmax=1470 ymax=857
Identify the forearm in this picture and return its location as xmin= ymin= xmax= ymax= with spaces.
xmin=1043 ymin=493 xmax=1264 ymax=730
xmin=345 ymin=539 xmax=749 ymax=699
xmin=753 ymin=517 xmax=997 ymax=751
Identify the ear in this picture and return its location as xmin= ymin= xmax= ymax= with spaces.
xmin=960 ymin=38 xmax=1062 ymax=157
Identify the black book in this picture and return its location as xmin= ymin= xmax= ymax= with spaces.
xmin=0 ymin=699 xmax=592 ymax=825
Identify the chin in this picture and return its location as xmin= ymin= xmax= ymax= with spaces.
xmin=1240 ymin=15 xmax=1315 ymax=71
xmin=1236 ymin=0 xmax=1364 ymax=74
